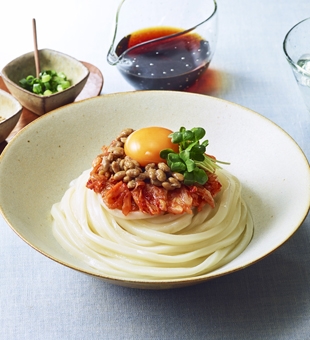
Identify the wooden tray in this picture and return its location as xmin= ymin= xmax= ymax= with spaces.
xmin=0 ymin=61 xmax=103 ymax=153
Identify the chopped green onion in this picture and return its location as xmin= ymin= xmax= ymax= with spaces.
xmin=41 ymin=74 xmax=51 ymax=83
xmin=33 ymin=83 xmax=42 ymax=94
xmin=19 ymin=70 xmax=71 ymax=95
xmin=43 ymin=90 xmax=53 ymax=95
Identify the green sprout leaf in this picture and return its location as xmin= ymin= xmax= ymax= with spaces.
xmin=160 ymin=126 xmax=229 ymax=186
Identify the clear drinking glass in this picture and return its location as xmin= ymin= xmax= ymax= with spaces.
xmin=283 ymin=17 xmax=310 ymax=111
xmin=107 ymin=0 xmax=218 ymax=91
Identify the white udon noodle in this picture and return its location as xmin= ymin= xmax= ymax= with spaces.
xmin=51 ymin=168 xmax=253 ymax=280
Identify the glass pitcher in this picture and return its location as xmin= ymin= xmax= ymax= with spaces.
xmin=107 ymin=0 xmax=218 ymax=91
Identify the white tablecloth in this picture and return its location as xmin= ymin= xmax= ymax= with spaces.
xmin=0 ymin=1 xmax=309 ymax=339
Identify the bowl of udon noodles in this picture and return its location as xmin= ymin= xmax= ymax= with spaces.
xmin=0 ymin=91 xmax=309 ymax=289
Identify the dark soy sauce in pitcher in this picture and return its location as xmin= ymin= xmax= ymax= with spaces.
xmin=115 ymin=26 xmax=211 ymax=90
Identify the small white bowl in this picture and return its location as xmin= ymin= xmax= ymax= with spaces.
xmin=0 ymin=89 xmax=22 ymax=143
xmin=1 ymin=48 xmax=89 ymax=116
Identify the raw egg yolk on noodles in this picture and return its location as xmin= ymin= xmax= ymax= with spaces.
xmin=124 ymin=127 xmax=179 ymax=167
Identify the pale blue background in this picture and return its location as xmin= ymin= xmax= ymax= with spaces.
xmin=0 ymin=0 xmax=309 ymax=339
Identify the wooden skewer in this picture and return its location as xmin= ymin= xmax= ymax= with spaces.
xmin=32 ymin=18 xmax=40 ymax=78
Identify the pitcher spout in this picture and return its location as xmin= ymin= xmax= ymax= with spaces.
xmin=106 ymin=0 xmax=127 ymax=66
xmin=107 ymin=49 xmax=120 ymax=66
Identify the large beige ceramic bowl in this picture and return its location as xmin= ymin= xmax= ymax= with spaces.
xmin=1 ymin=48 xmax=89 ymax=116
xmin=0 ymin=91 xmax=309 ymax=289
xmin=0 ymin=89 xmax=22 ymax=143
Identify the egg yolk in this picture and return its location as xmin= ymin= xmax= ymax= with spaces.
xmin=124 ymin=127 xmax=179 ymax=167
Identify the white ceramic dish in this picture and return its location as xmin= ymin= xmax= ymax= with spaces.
xmin=1 ymin=48 xmax=89 ymax=116
xmin=0 ymin=89 xmax=22 ymax=143
xmin=0 ymin=91 xmax=309 ymax=289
